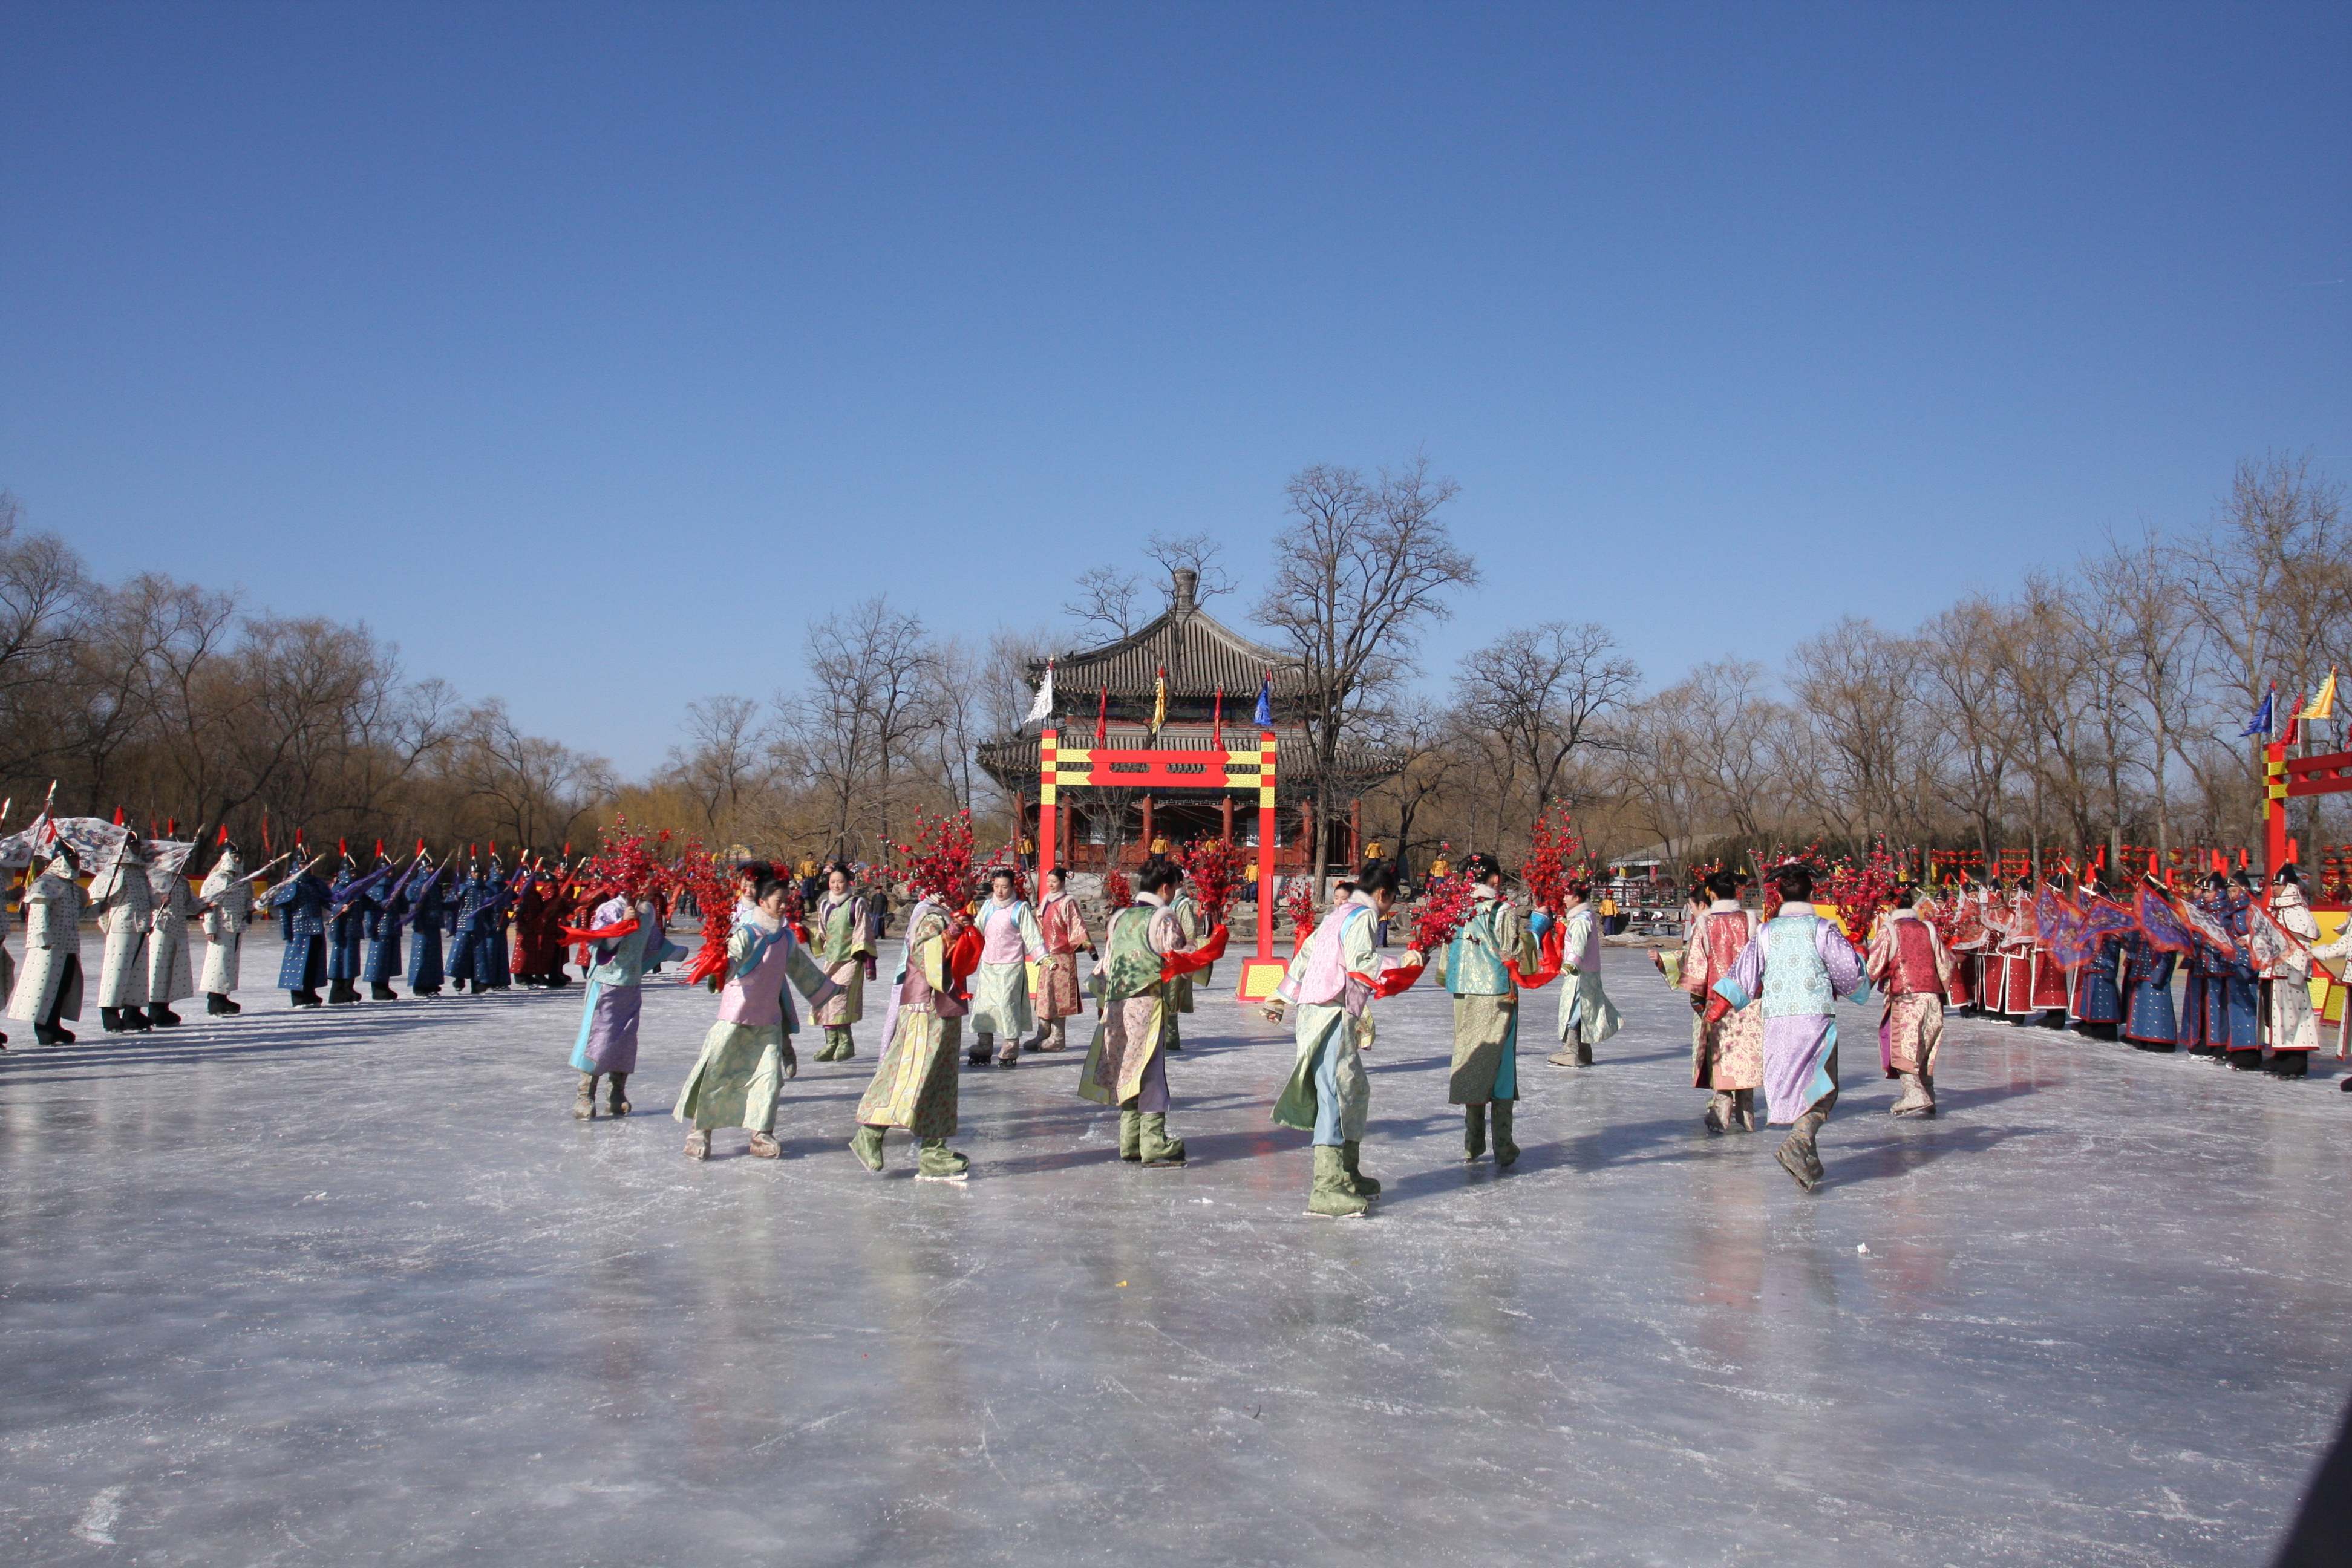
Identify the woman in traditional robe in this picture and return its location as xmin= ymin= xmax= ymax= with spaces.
xmin=1711 ymin=865 xmax=1872 ymax=1193
xmin=967 ymin=868 xmax=1044 ymax=1066
xmin=566 ymin=885 xmax=686 ymax=1119
xmin=1442 ymin=852 xmax=1541 ymax=1165
xmin=1080 ymin=860 xmax=1220 ymax=1167
xmin=1272 ymin=860 xmax=1419 ymax=1217
xmin=1549 ymin=883 xmax=1621 ymax=1067
xmin=1679 ymin=869 xmax=1763 ymax=1132
xmin=809 ymin=861 xmax=875 ymax=1060
xmin=851 ymin=898 xmax=982 ymax=1178
xmin=1867 ymin=886 xmax=1951 ymax=1116
xmin=676 ymin=873 xmax=836 ymax=1158
xmin=1033 ymin=866 xmax=1093 ymax=1051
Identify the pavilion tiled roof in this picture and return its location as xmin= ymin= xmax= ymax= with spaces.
xmin=1033 ymin=570 xmax=1305 ymax=701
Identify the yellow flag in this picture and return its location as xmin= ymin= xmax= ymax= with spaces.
xmin=1151 ymin=665 xmax=1168 ymax=731
xmin=2300 ymin=670 xmax=2337 ymax=721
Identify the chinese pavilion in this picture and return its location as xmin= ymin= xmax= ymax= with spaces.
xmin=975 ymin=568 xmax=1400 ymax=875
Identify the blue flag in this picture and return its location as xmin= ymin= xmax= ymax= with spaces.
xmin=1252 ymin=675 xmax=1272 ymax=730
xmin=2240 ymin=688 xmax=2274 ymax=739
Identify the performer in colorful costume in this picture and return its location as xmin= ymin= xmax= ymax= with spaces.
xmin=675 ymin=871 xmax=837 ymax=1158
xmin=1031 ymin=865 xmax=1093 ymax=1052
xmin=11 ymin=847 xmax=85 ymax=1044
xmin=1866 ymin=884 xmax=1952 ymax=1117
xmin=1549 ymin=881 xmax=1621 ymax=1067
xmin=89 ymin=834 xmax=155 ymax=1033
xmin=807 ymin=862 xmax=874 ymax=1060
xmin=851 ymin=896 xmax=983 ymax=1179
xmin=1272 ymin=861 xmax=1420 ymax=1217
xmin=565 ymin=882 xmax=685 ymax=1119
xmin=2118 ymin=924 xmax=2179 ymax=1050
xmin=967 ymin=867 xmax=1045 ymax=1066
xmin=1679 ymin=869 xmax=1763 ymax=1133
xmin=446 ymin=857 xmax=501 ymax=995
xmin=1442 ymin=852 xmax=1541 ymax=1165
xmin=1080 ymin=860 xmax=1221 ymax=1165
xmin=2068 ymin=877 xmax=2125 ymax=1040
xmin=1711 ymin=865 xmax=1872 ymax=1193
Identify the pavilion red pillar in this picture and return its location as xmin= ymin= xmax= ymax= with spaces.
xmin=1140 ymin=794 xmax=1154 ymax=858
xmin=1238 ymin=727 xmax=1283 ymax=1000
xmin=1347 ymin=797 xmax=1361 ymax=868
xmin=1037 ymin=730 xmax=1057 ymax=893
xmin=1221 ymin=794 xmax=1233 ymax=843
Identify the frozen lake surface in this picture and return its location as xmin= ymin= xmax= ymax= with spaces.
xmin=2 ymin=939 xmax=2347 ymax=1566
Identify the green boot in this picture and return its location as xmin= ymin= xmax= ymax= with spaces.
xmin=1307 ymin=1143 xmax=1371 ymax=1218
xmin=917 ymin=1138 xmax=971 ymax=1182
xmin=1463 ymin=1102 xmax=1488 ymax=1161
xmin=1341 ymin=1139 xmax=1380 ymax=1197
xmin=1119 ymin=1108 xmax=1143 ymax=1161
xmin=1166 ymin=1016 xmax=1183 ymax=1052
xmin=849 ymin=1124 xmax=886 ymax=1172
xmin=1139 ymin=1113 xmax=1186 ymax=1166
xmin=1491 ymin=1101 xmax=1519 ymax=1169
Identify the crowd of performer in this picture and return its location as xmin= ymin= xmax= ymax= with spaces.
xmin=4 ymin=807 xmax=2341 ymax=1214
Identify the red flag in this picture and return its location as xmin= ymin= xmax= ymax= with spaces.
xmin=1094 ymin=686 xmax=1108 ymax=746
xmin=338 ymin=838 xmax=348 ymax=857
xmin=374 ymin=839 xmax=384 ymax=858
xmin=112 ymin=806 xmax=125 ymax=826
xmin=217 ymin=825 xmax=229 ymax=846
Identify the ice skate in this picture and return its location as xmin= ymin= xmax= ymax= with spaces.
xmin=684 ymin=1129 xmax=710 ymax=1159
xmin=747 ymin=1132 xmax=781 ymax=1158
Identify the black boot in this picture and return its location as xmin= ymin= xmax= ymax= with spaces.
xmin=99 ymin=1007 xmax=123 ymax=1033
xmin=292 ymin=989 xmax=322 ymax=1007
xmin=469 ymin=980 xmax=486 ymax=995
xmin=34 ymin=1022 xmax=69 ymax=1045
xmin=607 ymin=1071 xmax=632 ymax=1117
xmin=2228 ymin=1049 xmax=2264 ymax=1071
xmin=119 ymin=1006 xmax=151 ymax=1032
xmin=147 ymin=1002 xmax=181 ymax=1028
xmin=206 ymin=992 xmax=237 ymax=1016
xmin=370 ymin=982 xmax=397 ymax=1001
xmin=2267 ymin=1051 xmax=2310 ymax=1078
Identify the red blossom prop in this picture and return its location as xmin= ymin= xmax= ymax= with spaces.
xmin=583 ymin=817 xmax=659 ymax=900
xmin=1817 ymin=835 xmax=1904 ymax=953
xmin=664 ymin=838 xmax=734 ymax=988
xmin=1281 ymin=877 xmax=1316 ymax=944
xmin=1103 ymin=867 xmax=1134 ymax=910
xmin=1409 ymin=869 xmax=1475 ymax=956
xmin=1175 ymin=836 xmax=1246 ymax=926
xmin=898 ymin=809 xmax=978 ymax=912
xmin=1520 ymin=806 xmax=1587 ymax=915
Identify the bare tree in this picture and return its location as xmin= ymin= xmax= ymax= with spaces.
xmin=1142 ymin=531 xmax=1238 ymax=607
xmin=1256 ymin=456 xmax=1478 ymax=889
xmin=666 ymin=696 xmax=774 ymax=834
xmin=1452 ymin=620 xmax=1638 ymax=834
xmin=787 ymin=596 xmax=942 ymax=860
xmin=1062 ymin=564 xmax=1145 ymax=641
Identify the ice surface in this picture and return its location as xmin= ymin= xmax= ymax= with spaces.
xmin=2 ymin=937 xmax=2347 ymax=1566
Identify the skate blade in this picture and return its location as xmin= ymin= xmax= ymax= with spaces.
xmin=914 ymin=1171 xmax=970 ymax=1183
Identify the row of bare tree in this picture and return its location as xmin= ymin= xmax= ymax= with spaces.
xmin=1368 ymin=452 xmax=2352 ymax=880
xmin=0 ymin=494 xmax=613 ymax=857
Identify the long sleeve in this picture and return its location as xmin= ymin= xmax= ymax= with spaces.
xmin=1017 ymin=901 xmax=1046 ymax=962
xmin=1817 ymin=920 xmax=1872 ymax=1000
xmin=1714 ymin=934 xmax=1767 ymax=1012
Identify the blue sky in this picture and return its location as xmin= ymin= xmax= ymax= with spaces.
xmin=4 ymin=3 xmax=2345 ymax=773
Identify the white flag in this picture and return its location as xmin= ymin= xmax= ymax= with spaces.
xmin=1024 ymin=659 xmax=1055 ymax=725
